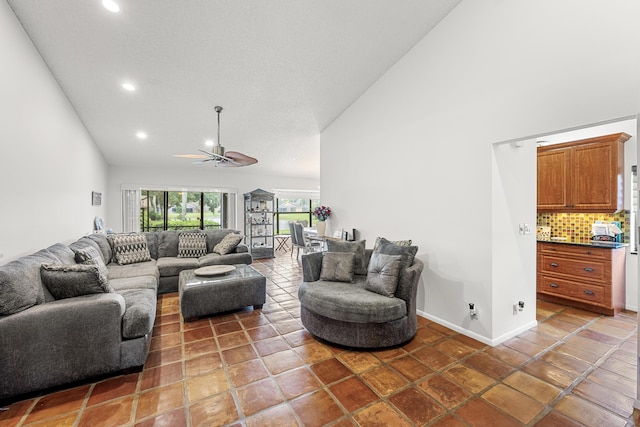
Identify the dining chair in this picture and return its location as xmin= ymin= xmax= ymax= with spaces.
xmin=288 ymin=221 xmax=299 ymax=258
xmin=293 ymin=222 xmax=322 ymax=259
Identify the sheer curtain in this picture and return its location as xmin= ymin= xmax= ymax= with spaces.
xmin=122 ymin=189 xmax=140 ymax=233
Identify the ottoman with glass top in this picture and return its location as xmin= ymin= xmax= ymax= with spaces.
xmin=178 ymin=264 xmax=266 ymax=321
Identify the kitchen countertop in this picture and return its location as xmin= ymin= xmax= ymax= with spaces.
xmin=537 ymin=239 xmax=628 ymax=249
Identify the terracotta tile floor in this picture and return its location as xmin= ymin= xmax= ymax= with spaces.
xmin=2 ymin=253 xmax=640 ymax=426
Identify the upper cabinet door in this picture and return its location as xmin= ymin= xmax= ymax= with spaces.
xmin=571 ymin=140 xmax=621 ymax=211
xmin=537 ymin=133 xmax=630 ymax=213
xmin=537 ymin=147 xmax=571 ymax=211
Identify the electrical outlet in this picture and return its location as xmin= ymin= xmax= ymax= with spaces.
xmin=519 ymin=224 xmax=532 ymax=235
xmin=513 ymin=304 xmax=518 ymax=315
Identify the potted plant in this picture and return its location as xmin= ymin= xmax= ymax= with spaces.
xmin=313 ymin=205 xmax=331 ymax=236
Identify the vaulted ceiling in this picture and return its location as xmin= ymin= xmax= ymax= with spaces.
xmin=7 ymin=0 xmax=461 ymax=178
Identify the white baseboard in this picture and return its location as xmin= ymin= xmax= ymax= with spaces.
xmin=417 ymin=310 xmax=538 ymax=347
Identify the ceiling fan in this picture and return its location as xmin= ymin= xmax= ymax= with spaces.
xmin=174 ymin=106 xmax=258 ymax=167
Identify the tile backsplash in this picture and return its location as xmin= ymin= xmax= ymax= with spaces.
xmin=537 ymin=211 xmax=629 ymax=243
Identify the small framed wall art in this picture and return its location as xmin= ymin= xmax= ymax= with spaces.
xmin=91 ymin=191 xmax=102 ymax=206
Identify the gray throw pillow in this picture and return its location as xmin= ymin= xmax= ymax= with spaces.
xmin=326 ymin=239 xmax=367 ymax=275
xmin=41 ymin=263 xmax=113 ymax=300
xmin=320 ymin=252 xmax=356 ymax=283
xmin=108 ymin=233 xmax=152 ymax=265
xmin=365 ymin=252 xmax=402 ymax=297
xmin=372 ymin=237 xmax=412 ymax=252
xmin=213 ymin=233 xmax=243 ymax=255
xmin=73 ymin=246 xmax=110 ymax=283
xmin=178 ymin=232 xmax=207 ymax=258
xmin=374 ymin=237 xmax=418 ymax=271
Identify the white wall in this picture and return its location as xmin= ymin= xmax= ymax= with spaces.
xmin=0 ymin=1 xmax=108 ymax=264
xmin=107 ymin=166 xmax=320 ymax=232
xmin=321 ymin=0 xmax=640 ymax=344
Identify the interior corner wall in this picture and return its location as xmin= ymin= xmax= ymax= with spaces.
xmin=107 ymin=165 xmax=320 ymax=233
xmin=321 ymin=0 xmax=640 ymax=343
xmin=0 ymin=2 xmax=108 ymax=264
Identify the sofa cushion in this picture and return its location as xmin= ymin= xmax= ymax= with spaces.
xmin=157 ymin=231 xmax=180 ymax=258
xmin=326 ymin=240 xmax=367 ymax=275
xmin=298 ymin=279 xmax=406 ymax=323
xmin=0 ymin=249 xmax=61 ymax=315
xmin=85 ymin=233 xmax=113 ymax=264
xmin=365 ymin=252 xmax=402 ymax=297
xmin=320 ymin=252 xmax=355 ymax=283
xmin=156 ymin=257 xmax=199 ymax=277
xmin=118 ymin=288 xmax=157 ymax=339
xmin=107 ymin=260 xmax=159 ymax=282
xmin=374 ymin=237 xmax=418 ymax=271
xmin=46 ymin=243 xmax=77 ymax=265
xmin=178 ymin=232 xmax=207 ymax=258
xmin=143 ymin=232 xmax=159 ymax=259
xmin=213 ymin=233 xmax=243 ymax=255
xmin=68 ymin=237 xmax=102 ymax=261
xmin=109 ymin=275 xmax=158 ymax=292
xmin=40 ymin=263 xmax=113 ymax=300
xmin=109 ymin=234 xmax=152 ymax=265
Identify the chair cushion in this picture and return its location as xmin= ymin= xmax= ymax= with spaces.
xmin=326 ymin=240 xmax=367 ymax=275
xmin=365 ymin=252 xmax=402 ymax=297
xmin=320 ymin=252 xmax=355 ymax=283
xmin=298 ymin=279 xmax=406 ymax=323
xmin=177 ymin=232 xmax=207 ymax=258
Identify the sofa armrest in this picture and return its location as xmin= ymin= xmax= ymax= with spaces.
xmin=301 ymin=252 xmax=324 ymax=282
xmin=234 ymin=244 xmax=249 ymax=253
xmin=395 ymin=259 xmax=424 ymax=305
xmin=0 ymin=293 xmax=126 ymax=399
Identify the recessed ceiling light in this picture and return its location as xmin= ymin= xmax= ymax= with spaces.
xmin=292 ymin=157 xmax=299 ymax=161
xmin=136 ymin=132 xmax=147 ymax=140
xmin=122 ymin=83 xmax=135 ymax=91
xmin=205 ymin=139 xmax=214 ymax=146
xmin=102 ymin=0 xmax=120 ymax=13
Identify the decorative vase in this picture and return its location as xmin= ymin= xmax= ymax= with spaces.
xmin=316 ymin=220 xmax=326 ymax=237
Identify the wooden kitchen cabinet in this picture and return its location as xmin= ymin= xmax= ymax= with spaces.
xmin=537 ymin=242 xmax=625 ymax=315
xmin=537 ymin=133 xmax=630 ymax=212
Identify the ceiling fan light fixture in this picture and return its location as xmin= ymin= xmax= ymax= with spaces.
xmin=173 ymin=105 xmax=257 ymax=167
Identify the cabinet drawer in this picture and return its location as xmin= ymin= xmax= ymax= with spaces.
xmin=539 ymin=255 xmax=607 ymax=282
xmin=537 ymin=243 xmax=608 ymax=260
xmin=537 ymin=275 xmax=605 ymax=305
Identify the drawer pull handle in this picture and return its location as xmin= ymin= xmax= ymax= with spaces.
xmin=584 ymin=267 xmax=594 ymax=272
xmin=550 ymin=263 xmax=559 ymax=267
xmin=584 ymin=290 xmax=595 ymax=296
xmin=549 ymin=283 xmax=559 ymax=288
xmin=586 ymin=251 xmax=591 ymax=254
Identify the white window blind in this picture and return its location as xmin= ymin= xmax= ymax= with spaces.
xmin=122 ymin=189 xmax=140 ymax=233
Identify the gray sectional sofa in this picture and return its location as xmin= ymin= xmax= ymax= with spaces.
xmin=0 ymin=229 xmax=251 ymax=401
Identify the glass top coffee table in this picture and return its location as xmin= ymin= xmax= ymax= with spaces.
xmin=178 ymin=264 xmax=266 ymax=321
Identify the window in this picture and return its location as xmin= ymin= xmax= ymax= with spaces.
xmin=274 ymin=197 xmax=320 ymax=234
xmin=140 ymin=190 xmax=231 ymax=231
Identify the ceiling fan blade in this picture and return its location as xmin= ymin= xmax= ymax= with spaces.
xmin=225 ymin=151 xmax=258 ymax=166
xmin=174 ymin=154 xmax=211 ymax=159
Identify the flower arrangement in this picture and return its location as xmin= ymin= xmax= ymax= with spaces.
xmin=313 ymin=205 xmax=331 ymax=221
